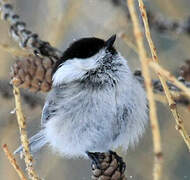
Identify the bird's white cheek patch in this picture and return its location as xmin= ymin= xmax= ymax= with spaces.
xmin=52 ymin=51 xmax=106 ymax=86
xmin=52 ymin=61 xmax=86 ymax=86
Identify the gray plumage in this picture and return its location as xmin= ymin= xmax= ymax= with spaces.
xmin=15 ymin=36 xmax=148 ymax=158
xmin=14 ymin=130 xmax=47 ymax=155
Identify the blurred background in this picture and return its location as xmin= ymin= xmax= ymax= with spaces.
xmin=0 ymin=0 xmax=190 ymax=179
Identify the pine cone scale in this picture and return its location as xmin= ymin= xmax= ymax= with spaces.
xmin=89 ymin=151 xmax=127 ymax=180
xmin=11 ymin=55 xmax=55 ymax=92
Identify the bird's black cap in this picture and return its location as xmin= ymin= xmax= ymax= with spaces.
xmin=52 ymin=35 xmax=117 ymax=75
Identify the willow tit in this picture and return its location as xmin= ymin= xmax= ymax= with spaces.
xmin=15 ymin=35 xmax=148 ymax=158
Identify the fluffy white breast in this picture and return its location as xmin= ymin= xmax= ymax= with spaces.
xmin=52 ymin=49 xmax=106 ymax=86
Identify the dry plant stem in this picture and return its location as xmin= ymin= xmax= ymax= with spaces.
xmin=134 ymin=70 xmax=190 ymax=93
xmin=149 ymin=61 xmax=190 ymax=101
xmin=138 ymin=0 xmax=190 ymax=151
xmin=153 ymin=93 xmax=190 ymax=108
xmin=127 ymin=0 xmax=162 ymax=180
xmin=154 ymin=93 xmax=168 ymax=105
xmin=13 ymin=86 xmax=40 ymax=180
xmin=2 ymin=144 xmax=27 ymax=180
xmin=138 ymin=0 xmax=178 ymax=107
xmin=149 ymin=61 xmax=190 ymax=150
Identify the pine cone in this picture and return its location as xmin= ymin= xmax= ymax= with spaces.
xmin=10 ymin=55 xmax=55 ymax=92
xmin=88 ymin=151 xmax=127 ymax=180
xmin=180 ymin=60 xmax=190 ymax=81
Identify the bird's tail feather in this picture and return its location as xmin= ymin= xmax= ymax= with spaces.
xmin=14 ymin=130 xmax=47 ymax=155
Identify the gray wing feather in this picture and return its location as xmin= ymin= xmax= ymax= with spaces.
xmin=15 ymin=93 xmax=57 ymax=156
xmin=14 ymin=130 xmax=47 ymax=155
xmin=41 ymin=99 xmax=57 ymax=126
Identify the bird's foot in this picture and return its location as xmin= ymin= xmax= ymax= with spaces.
xmin=86 ymin=151 xmax=105 ymax=169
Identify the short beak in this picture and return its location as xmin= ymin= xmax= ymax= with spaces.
xmin=105 ymin=34 xmax=116 ymax=49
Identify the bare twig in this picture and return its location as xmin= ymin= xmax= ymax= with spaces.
xmin=134 ymin=70 xmax=190 ymax=92
xmin=148 ymin=61 xmax=190 ymax=150
xmin=111 ymin=0 xmax=190 ymax=36
xmin=127 ymin=0 xmax=163 ymax=180
xmin=138 ymin=0 xmax=175 ymax=106
xmin=138 ymin=0 xmax=190 ymax=151
xmin=0 ymin=0 xmax=63 ymax=60
xmin=13 ymin=86 xmax=41 ymax=180
xmin=149 ymin=61 xmax=190 ymax=102
xmin=2 ymin=144 xmax=27 ymax=180
xmin=134 ymin=71 xmax=190 ymax=109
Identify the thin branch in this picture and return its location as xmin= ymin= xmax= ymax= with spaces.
xmin=134 ymin=70 xmax=190 ymax=109
xmin=111 ymin=0 xmax=190 ymax=36
xmin=13 ymin=86 xmax=41 ymax=180
xmin=149 ymin=61 xmax=190 ymax=101
xmin=134 ymin=70 xmax=190 ymax=92
xmin=127 ymin=1 xmax=163 ymax=180
xmin=138 ymin=0 xmax=190 ymax=151
xmin=2 ymin=144 xmax=27 ymax=180
xmin=148 ymin=61 xmax=190 ymax=150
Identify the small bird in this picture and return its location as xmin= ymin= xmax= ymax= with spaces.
xmin=15 ymin=35 xmax=148 ymax=160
